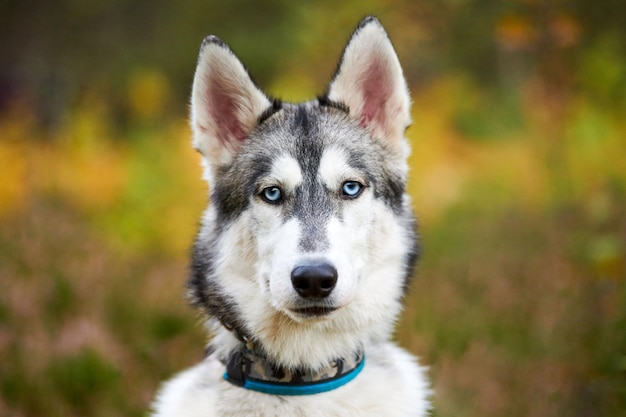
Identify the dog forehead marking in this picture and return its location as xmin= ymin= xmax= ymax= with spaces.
xmin=318 ymin=146 xmax=355 ymax=189
xmin=268 ymin=154 xmax=303 ymax=190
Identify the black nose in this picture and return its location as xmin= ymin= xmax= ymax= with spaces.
xmin=291 ymin=262 xmax=338 ymax=299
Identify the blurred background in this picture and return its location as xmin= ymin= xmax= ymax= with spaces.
xmin=1 ymin=0 xmax=625 ymax=416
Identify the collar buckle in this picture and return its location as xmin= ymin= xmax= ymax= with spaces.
xmin=225 ymin=348 xmax=246 ymax=386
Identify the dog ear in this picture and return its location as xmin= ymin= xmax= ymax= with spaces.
xmin=191 ymin=36 xmax=271 ymax=181
xmin=326 ymin=17 xmax=411 ymax=151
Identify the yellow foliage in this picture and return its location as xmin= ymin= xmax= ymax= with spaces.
xmin=495 ymin=14 xmax=537 ymax=51
xmin=0 ymin=106 xmax=38 ymax=217
xmin=407 ymin=77 xmax=469 ymax=219
xmin=407 ymin=76 xmax=555 ymax=220
xmin=148 ymin=121 xmax=206 ymax=257
xmin=48 ymin=144 xmax=129 ymax=212
xmin=40 ymin=104 xmax=129 ymax=212
xmin=0 ymin=141 xmax=28 ymax=217
xmin=127 ymin=69 xmax=171 ymax=121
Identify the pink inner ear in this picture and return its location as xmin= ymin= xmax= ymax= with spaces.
xmin=358 ymin=58 xmax=393 ymax=131
xmin=206 ymin=83 xmax=248 ymax=148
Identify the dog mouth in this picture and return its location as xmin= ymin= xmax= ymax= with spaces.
xmin=290 ymin=305 xmax=338 ymax=318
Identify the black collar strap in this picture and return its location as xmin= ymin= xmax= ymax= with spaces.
xmin=223 ymin=345 xmax=365 ymax=396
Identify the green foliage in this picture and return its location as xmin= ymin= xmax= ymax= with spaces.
xmin=149 ymin=313 xmax=190 ymax=342
xmin=46 ymin=349 xmax=120 ymax=412
xmin=578 ymin=36 xmax=626 ymax=108
xmin=451 ymin=84 xmax=526 ymax=140
xmin=44 ymin=274 xmax=78 ymax=328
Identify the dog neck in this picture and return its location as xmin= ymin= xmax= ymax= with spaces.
xmin=222 ymin=340 xmax=365 ymax=396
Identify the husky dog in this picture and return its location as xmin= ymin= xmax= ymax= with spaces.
xmin=151 ymin=16 xmax=430 ymax=417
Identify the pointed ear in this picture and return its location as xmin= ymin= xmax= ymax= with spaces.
xmin=327 ymin=17 xmax=411 ymax=149
xmin=191 ymin=36 xmax=272 ymax=180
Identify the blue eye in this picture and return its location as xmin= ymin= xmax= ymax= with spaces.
xmin=341 ymin=181 xmax=364 ymax=198
xmin=261 ymin=186 xmax=282 ymax=204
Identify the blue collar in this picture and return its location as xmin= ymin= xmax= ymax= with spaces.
xmin=223 ymin=347 xmax=365 ymax=396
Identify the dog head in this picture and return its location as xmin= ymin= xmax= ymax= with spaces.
xmin=188 ymin=17 xmax=418 ymax=369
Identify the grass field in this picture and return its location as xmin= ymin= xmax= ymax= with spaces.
xmin=1 ymin=74 xmax=625 ymax=416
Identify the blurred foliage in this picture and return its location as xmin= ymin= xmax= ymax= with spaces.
xmin=3 ymin=0 xmax=626 ymax=126
xmin=1 ymin=0 xmax=626 ymax=416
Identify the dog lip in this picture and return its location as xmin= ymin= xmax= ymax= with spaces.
xmin=291 ymin=305 xmax=338 ymax=318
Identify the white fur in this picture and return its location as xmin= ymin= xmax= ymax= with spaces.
xmin=318 ymin=146 xmax=367 ymax=191
xmin=262 ymin=154 xmax=304 ymax=192
xmin=152 ymin=343 xmax=430 ymax=417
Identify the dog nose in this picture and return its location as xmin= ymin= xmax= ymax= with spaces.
xmin=291 ymin=262 xmax=338 ymax=299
